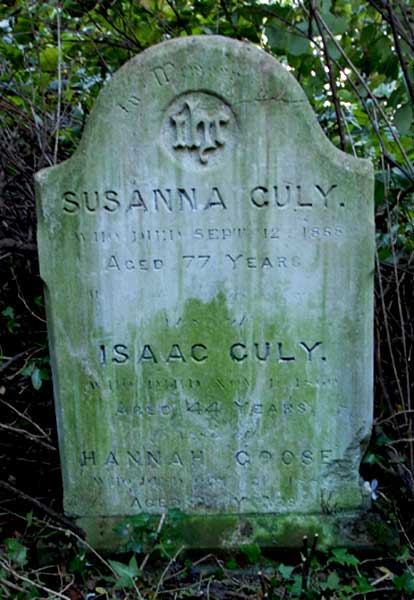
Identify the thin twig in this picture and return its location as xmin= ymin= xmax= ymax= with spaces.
xmin=366 ymin=0 xmax=414 ymax=52
xmin=350 ymin=586 xmax=396 ymax=598
xmin=140 ymin=512 xmax=166 ymax=571
xmin=11 ymin=265 xmax=45 ymax=323
xmin=0 ymin=422 xmax=56 ymax=452
xmin=375 ymin=119 xmax=413 ymax=467
xmin=0 ymin=349 xmax=33 ymax=374
xmin=153 ymin=545 xmax=184 ymax=598
xmin=0 ymin=480 xmax=84 ymax=537
xmin=95 ymin=5 xmax=142 ymax=50
xmin=0 ymin=398 xmax=52 ymax=440
xmin=162 ymin=553 xmax=217 ymax=583
xmin=386 ymin=1 xmax=414 ymax=106
xmin=1 ymin=578 xmax=30 ymax=594
xmin=310 ymin=1 xmax=346 ymax=150
xmin=377 ymin=410 xmax=414 ymax=424
xmin=47 ymin=522 xmax=118 ymax=577
xmin=0 ymin=558 xmax=70 ymax=600
xmin=385 ymin=186 xmax=413 ymax=464
xmin=6 ymin=347 xmax=43 ymax=381
xmin=375 ymin=252 xmax=407 ymax=411
xmin=0 ymin=238 xmax=37 ymax=253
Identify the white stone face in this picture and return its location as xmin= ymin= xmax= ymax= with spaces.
xmin=36 ymin=36 xmax=375 ymax=549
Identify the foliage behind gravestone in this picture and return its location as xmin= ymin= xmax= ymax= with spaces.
xmin=0 ymin=0 xmax=413 ymax=543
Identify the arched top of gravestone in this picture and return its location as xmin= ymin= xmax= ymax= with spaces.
xmin=35 ymin=35 xmax=371 ymax=191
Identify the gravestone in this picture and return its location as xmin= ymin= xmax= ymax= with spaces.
xmin=36 ymin=36 xmax=376 ymax=550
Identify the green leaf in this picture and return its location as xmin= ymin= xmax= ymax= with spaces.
xmin=114 ymin=513 xmax=150 ymax=540
xmin=355 ymin=575 xmax=374 ymax=592
xmin=63 ymin=0 xmax=98 ymax=18
xmin=167 ymin=507 xmax=186 ymax=525
xmin=394 ymin=104 xmax=413 ymax=137
xmin=394 ymin=571 xmax=414 ymax=593
xmin=323 ymin=570 xmax=340 ymax=590
xmin=265 ymin=23 xmax=288 ymax=51
xmin=5 ymin=538 xmax=28 ymax=567
xmin=109 ymin=554 xmax=141 ymax=580
xmin=31 ymin=367 xmax=42 ymax=390
xmin=2 ymin=306 xmax=15 ymax=319
xmin=320 ymin=0 xmax=333 ymax=11
xmin=240 ymin=543 xmax=261 ymax=564
xmin=321 ymin=12 xmax=348 ymax=35
xmin=286 ymin=32 xmax=310 ymax=56
xmin=128 ymin=541 xmax=143 ymax=553
xmin=329 ymin=548 xmax=360 ymax=567
xmin=279 ymin=563 xmax=294 ymax=579
xmin=13 ymin=16 xmax=35 ymax=43
xmin=362 ymin=450 xmax=380 ymax=464
xmin=395 ymin=545 xmax=411 ymax=562
xmin=129 ymin=513 xmax=151 ymax=528
xmin=266 ymin=24 xmax=310 ymax=57
xmin=326 ymin=39 xmax=341 ymax=60
xmin=40 ymin=47 xmax=59 ymax=72
xmin=289 ymin=574 xmax=302 ymax=595
xmin=378 ymin=245 xmax=393 ymax=262
xmin=69 ymin=552 xmax=87 ymax=576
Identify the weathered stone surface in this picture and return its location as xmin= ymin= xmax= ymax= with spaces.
xmin=36 ymin=36 xmax=375 ymax=550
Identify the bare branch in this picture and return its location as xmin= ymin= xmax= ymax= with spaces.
xmin=0 ymin=479 xmax=85 ymax=538
xmin=386 ymin=0 xmax=414 ymax=106
xmin=309 ymin=0 xmax=346 ymax=150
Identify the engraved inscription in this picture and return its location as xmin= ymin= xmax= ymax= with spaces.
xmin=171 ymin=100 xmax=229 ymax=164
xmin=61 ymin=184 xmax=341 ymax=215
xmin=103 ymin=252 xmax=303 ymax=273
xmin=80 ymin=447 xmax=333 ymax=469
xmin=152 ymin=62 xmax=175 ymax=86
xmin=80 ymin=441 xmax=335 ymax=513
xmin=117 ymin=95 xmax=141 ymax=113
xmin=98 ymin=340 xmax=324 ymax=365
xmin=64 ymin=224 xmax=345 ymax=245
xmin=87 ymin=374 xmax=338 ymax=394
xmin=161 ymin=92 xmax=237 ymax=169
xmin=114 ymin=399 xmax=314 ymax=420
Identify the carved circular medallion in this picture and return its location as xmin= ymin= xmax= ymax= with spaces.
xmin=161 ymin=91 xmax=237 ymax=170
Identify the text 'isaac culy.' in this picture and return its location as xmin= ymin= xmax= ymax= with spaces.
xmin=99 ymin=340 xmax=324 ymax=365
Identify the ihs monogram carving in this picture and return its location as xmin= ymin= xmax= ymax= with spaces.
xmin=161 ymin=91 xmax=236 ymax=169
xmin=170 ymin=100 xmax=230 ymax=164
